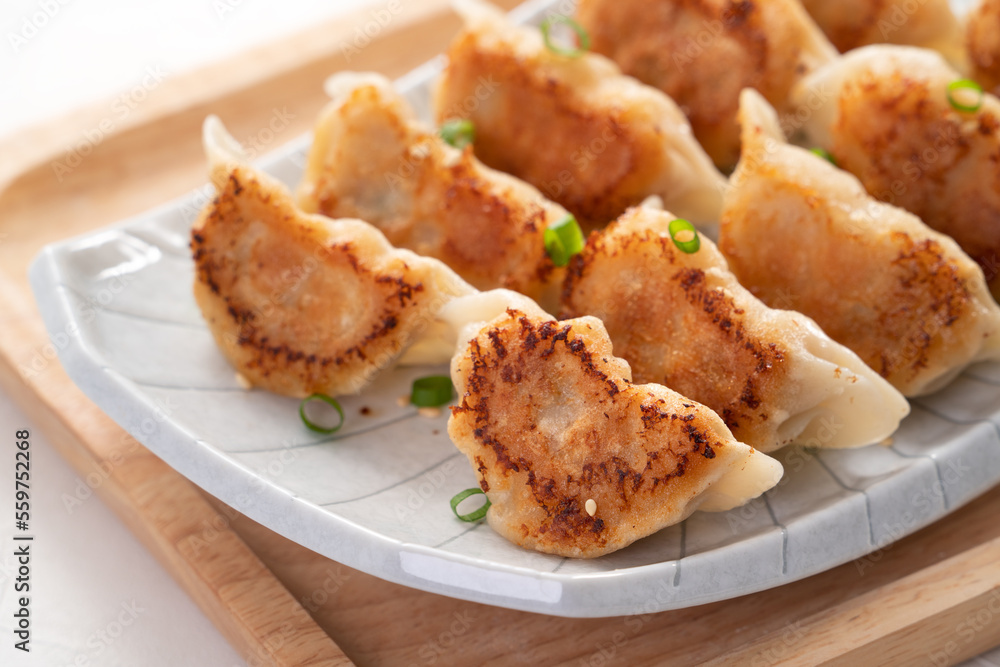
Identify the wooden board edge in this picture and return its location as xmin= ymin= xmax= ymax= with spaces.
xmin=704 ymin=536 xmax=1000 ymax=667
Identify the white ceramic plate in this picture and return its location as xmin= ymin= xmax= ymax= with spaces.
xmin=29 ymin=0 xmax=1000 ymax=618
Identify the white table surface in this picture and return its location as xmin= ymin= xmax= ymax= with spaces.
xmin=2 ymin=0 xmax=1000 ymax=665
xmin=0 ymin=2 xmax=377 ymax=665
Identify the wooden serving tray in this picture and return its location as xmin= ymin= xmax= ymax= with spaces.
xmin=5 ymin=1 xmax=1000 ymax=664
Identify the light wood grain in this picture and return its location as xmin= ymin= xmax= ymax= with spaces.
xmin=207 ymin=484 xmax=1000 ymax=666
xmin=3 ymin=0 xmax=1000 ymax=665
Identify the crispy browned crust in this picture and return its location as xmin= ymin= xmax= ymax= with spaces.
xmin=967 ymin=0 xmax=1000 ymax=95
xmin=720 ymin=161 xmax=978 ymax=394
xmin=191 ymin=167 xmax=453 ymax=397
xmin=301 ymin=85 xmax=563 ymax=304
xmin=561 ymin=218 xmax=792 ymax=450
xmin=798 ymin=0 xmax=890 ymax=52
xmin=448 ymin=309 xmax=746 ymax=558
xmin=576 ymin=0 xmax=825 ymax=168
xmin=436 ymin=31 xmax=663 ymax=229
xmin=799 ymin=0 xmax=964 ymax=62
xmin=829 ymin=70 xmax=1000 ymax=295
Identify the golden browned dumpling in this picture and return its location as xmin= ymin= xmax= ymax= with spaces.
xmin=297 ymin=72 xmax=570 ymax=310
xmin=434 ymin=0 xmax=727 ymax=230
xmin=967 ymin=0 xmax=1000 ymax=95
xmin=447 ymin=292 xmax=782 ymax=558
xmin=720 ymin=89 xmax=1000 ymax=397
xmin=576 ymin=0 xmax=836 ymax=169
xmin=561 ymin=205 xmax=909 ymax=452
xmin=799 ymin=0 xmax=966 ymax=68
xmin=192 ymin=116 xmax=473 ymax=397
xmin=789 ymin=45 xmax=1000 ymax=300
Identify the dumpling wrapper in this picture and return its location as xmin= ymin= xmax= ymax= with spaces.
xmin=576 ymin=0 xmax=836 ymax=169
xmin=444 ymin=290 xmax=782 ymax=558
xmin=191 ymin=116 xmax=474 ymax=397
xmin=798 ymin=0 xmax=966 ymax=69
xmin=788 ymin=45 xmax=1000 ymax=300
xmin=967 ymin=0 xmax=1000 ymax=96
xmin=561 ymin=205 xmax=909 ymax=453
xmin=434 ymin=0 xmax=727 ymax=230
xmin=721 ymin=89 xmax=1000 ymax=397
xmin=297 ymin=72 xmax=570 ymax=310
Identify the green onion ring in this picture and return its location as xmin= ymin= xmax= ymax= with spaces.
xmin=668 ymin=218 xmax=701 ymax=254
xmin=450 ymin=488 xmax=491 ymax=522
xmin=299 ymin=393 xmax=345 ymax=434
xmin=439 ymin=118 xmax=475 ymax=149
xmin=544 ymin=214 xmax=586 ymax=267
xmin=411 ymin=375 xmax=454 ymax=408
xmin=947 ymin=79 xmax=984 ymax=113
xmin=540 ymin=16 xmax=591 ymax=58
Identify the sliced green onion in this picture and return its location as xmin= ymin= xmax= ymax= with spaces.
xmin=668 ymin=218 xmax=701 ymax=254
xmin=450 ymin=488 xmax=491 ymax=522
xmin=411 ymin=375 xmax=454 ymax=408
xmin=540 ymin=16 xmax=590 ymax=58
xmin=544 ymin=214 xmax=586 ymax=267
xmin=810 ymin=147 xmax=837 ymax=167
xmin=299 ymin=393 xmax=345 ymax=434
xmin=439 ymin=118 xmax=475 ymax=150
xmin=947 ymin=79 xmax=984 ymax=113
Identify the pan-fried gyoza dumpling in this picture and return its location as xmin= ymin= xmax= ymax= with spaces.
xmin=967 ymin=0 xmax=1000 ymax=96
xmin=720 ymin=89 xmax=1000 ymax=397
xmin=576 ymin=0 xmax=836 ymax=169
xmin=434 ymin=0 xmax=727 ymax=230
xmin=297 ymin=72 xmax=570 ymax=310
xmin=798 ymin=0 xmax=966 ymax=68
xmin=560 ymin=205 xmax=909 ymax=453
xmin=789 ymin=45 xmax=1000 ymax=300
xmin=444 ymin=290 xmax=782 ymax=558
xmin=191 ymin=116 xmax=474 ymax=397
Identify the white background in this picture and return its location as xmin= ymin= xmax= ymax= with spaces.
xmin=0 ymin=1 xmax=377 ymax=665
xmin=1 ymin=0 xmax=1000 ymax=665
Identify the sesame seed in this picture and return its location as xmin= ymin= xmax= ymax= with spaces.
xmin=397 ymin=395 xmax=410 ymax=408
xmin=234 ymin=373 xmax=252 ymax=390
xmin=585 ymin=499 xmax=597 ymax=517
xmin=418 ymin=407 xmax=442 ymax=419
